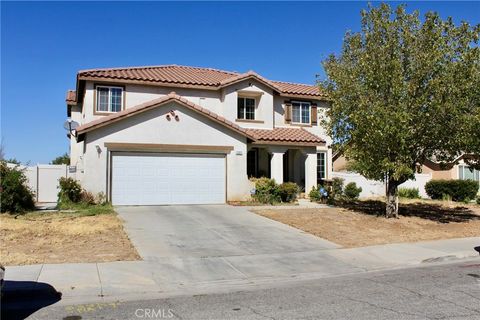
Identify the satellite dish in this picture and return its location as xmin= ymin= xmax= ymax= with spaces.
xmin=64 ymin=119 xmax=79 ymax=137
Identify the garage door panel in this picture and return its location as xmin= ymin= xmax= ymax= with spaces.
xmin=111 ymin=153 xmax=225 ymax=205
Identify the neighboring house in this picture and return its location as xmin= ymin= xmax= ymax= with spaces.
xmin=66 ymin=65 xmax=333 ymax=205
xmin=333 ymin=154 xmax=480 ymax=183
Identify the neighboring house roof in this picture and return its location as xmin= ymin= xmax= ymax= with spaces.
xmin=69 ymin=65 xmax=326 ymax=104
xmin=66 ymin=90 xmax=77 ymax=105
xmin=75 ymin=93 xmax=325 ymax=146
xmin=246 ymin=127 xmax=325 ymax=146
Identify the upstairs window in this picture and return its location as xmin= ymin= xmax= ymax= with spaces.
xmin=96 ymin=86 xmax=123 ymax=113
xmin=237 ymin=97 xmax=255 ymax=120
xmin=292 ymin=101 xmax=310 ymax=124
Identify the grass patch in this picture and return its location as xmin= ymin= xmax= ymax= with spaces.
xmin=0 ymin=205 xmax=139 ymax=266
xmin=57 ymin=201 xmax=115 ymax=216
xmin=253 ymin=199 xmax=480 ymax=247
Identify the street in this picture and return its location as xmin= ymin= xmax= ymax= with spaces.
xmin=7 ymin=260 xmax=480 ymax=320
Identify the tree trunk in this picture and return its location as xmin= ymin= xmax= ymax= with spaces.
xmin=385 ymin=180 xmax=399 ymax=218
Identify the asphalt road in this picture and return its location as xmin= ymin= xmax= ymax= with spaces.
xmin=7 ymin=260 xmax=480 ymax=320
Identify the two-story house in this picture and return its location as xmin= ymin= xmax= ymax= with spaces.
xmin=65 ymin=65 xmax=332 ymax=205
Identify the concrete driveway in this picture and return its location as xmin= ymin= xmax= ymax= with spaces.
xmin=113 ymin=205 xmax=362 ymax=289
xmin=116 ymin=205 xmax=339 ymax=260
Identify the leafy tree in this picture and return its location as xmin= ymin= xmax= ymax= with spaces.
xmin=0 ymin=161 xmax=35 ymax=213
xmin=51 ymin=153 xmax=70 ymax=165
xmin=322 ymin=4 xmax=480 ymax=217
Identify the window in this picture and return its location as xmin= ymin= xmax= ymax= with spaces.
xmin=317 ymin=152 xmax=326 ymax=184
xmin=237 ymin=97 xmax=255 ymax=120
xmin=292 ymin=101 xmax=310 ymax=124
xmin=96 ymin=86 xmax=123 ymax=113
xmin=247 ymin=149 xmax=258 ymax=177
xmin=459 ymin=165 xmax=480 ymax=183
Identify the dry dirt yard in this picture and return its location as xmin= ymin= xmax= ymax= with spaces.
xmin=0 ymin=210 xmax=139 ymax=266
xmin=254 ymin=200 xmax=480 ymax=248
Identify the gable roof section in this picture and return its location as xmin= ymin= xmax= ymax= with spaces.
xmin=75 ymin=92 xmax=255 ymax=140
xmin=76 ymin=65 xmax=327 ymax=99
xmin=218 ymin=71 xmax=282 ymax=92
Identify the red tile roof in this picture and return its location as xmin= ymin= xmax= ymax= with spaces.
xmin=78 ymin=65 xmax=236 ymax=88
xmin=76 ymin=65 xmax=326 ymax=98
xmin=66 ymin=90 xmax=76 ymax=105
xmin=246 ymin=127 xmax=325 ymax=145
xmin=75 ymin=93 xmax=325 ymax=146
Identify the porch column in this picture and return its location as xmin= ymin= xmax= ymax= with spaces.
xmin=303 ymin=149 xmax=318 ymax=194
xmin=268 ymin=147 xmax=286 ymax=184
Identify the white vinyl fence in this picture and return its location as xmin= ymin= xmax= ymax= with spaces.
xmin=331 ymin=171 xmax=432 ymax=198
xmin=7 ymin=163 xmax=75 ymax=203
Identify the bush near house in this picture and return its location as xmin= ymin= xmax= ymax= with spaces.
xmin=252 ymin=178 xmax=299 ymax=204
xmin=331 ymin=177 xmax=344 ymax=200
xmin=279 ymin=182 xmax=300 ymax=202
xmin=425 ymin=179 xmax=479 ymax=202
xmin=0 ymin=161 xmax=35 ymax=213
xmin=343 ymin=182 xmax=362 ymax=200
xmin=58 ymin=177 xmax=82 ymax=204
xmin=57 ymin=178 xmax=111 ymax=214
xmin=252 ymin=178 xmax=281 ymax=204
xmin=398 ymin=187 xmax=421 ymax=199
xmin=309 ymin=186 xmax=321 ymax=202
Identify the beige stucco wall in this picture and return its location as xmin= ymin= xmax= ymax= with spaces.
xmin=222 ymin=80 xmax=274 ymax=129
xmin=78 ymin=101 xmax=251 ymax=201
xmin=420 ymin=165 xmax=457 ymax=180
xmin=81 ymin=82 xmax=223 ymax=123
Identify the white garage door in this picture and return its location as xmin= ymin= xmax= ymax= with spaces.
xmin=111 ymin=152 xmax=226 ymax=205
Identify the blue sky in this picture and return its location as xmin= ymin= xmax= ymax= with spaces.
xmin=1 ymin=1 xmax=479 ymax=164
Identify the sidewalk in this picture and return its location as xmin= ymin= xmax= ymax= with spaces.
xmin=3 ymin=237 xmax=479 ymax=307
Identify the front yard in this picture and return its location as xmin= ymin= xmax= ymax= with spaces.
xmin=254 ymin=199 xmax=480 ymax=248
xmin=0 ymin=205 xmax=140 ymax=266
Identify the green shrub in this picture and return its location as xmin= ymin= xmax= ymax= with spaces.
xmin=398 ymin=187 xmax=421 ymax=199
xmin=476 ymin=195 xmax=480 ymax=205
xmin=278 ymin=182 xmax=299 ymax=203
xmin=331 ymin=177 xmax=344 ymax=199
xmin=343 ymin=182 xmax=362 ymax=200
xmin=425 ymin=179 xmax=479 ymax=202
xmin=0 ymin=161 xmax=35 ymax=213
xmin=58 ymin=177 xmax=82 ymax=203
xmin=253 ymin=177 xmax=280 ymax=204
xmin=309 ymin=186 xmax=321 ymax=202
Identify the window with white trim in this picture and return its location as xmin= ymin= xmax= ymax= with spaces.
xmin=237 ymin=97 xmax=255 ymax=120
xmin=292 ymin=101 xmax=310 ymax=124
xmin=96 ymin=86 xmax=123 ymax=113
xmin=317 ymin=152 xmax=326 ymax=184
